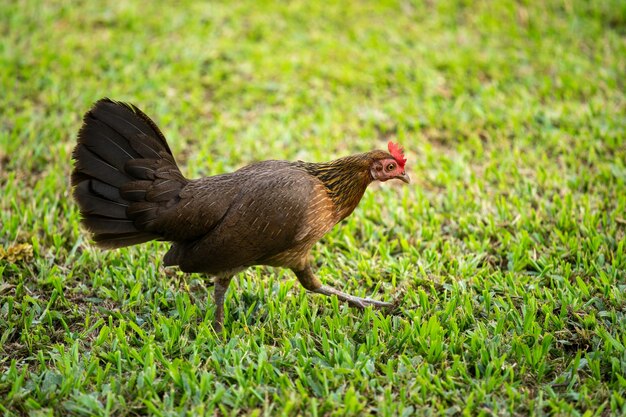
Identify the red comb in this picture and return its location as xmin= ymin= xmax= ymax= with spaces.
xmin=387 ymin=141 xmax=407 ymax=169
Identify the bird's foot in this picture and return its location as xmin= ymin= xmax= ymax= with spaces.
xmin=314 ymin=285 xmax=394 ymax=310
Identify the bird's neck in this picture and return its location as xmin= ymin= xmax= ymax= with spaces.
xmin=300 ymin=154 xmax=373 ymax=221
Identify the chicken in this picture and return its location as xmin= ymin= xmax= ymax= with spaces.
xmin=71 ymin=99 xmax=410 ymax=332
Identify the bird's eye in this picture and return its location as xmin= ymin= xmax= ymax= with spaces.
xmin=386 ymin=163 xmax=396 ymax=171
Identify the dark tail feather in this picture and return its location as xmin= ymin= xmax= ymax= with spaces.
xmin=71 ymin=98 xmax=187 ymax=249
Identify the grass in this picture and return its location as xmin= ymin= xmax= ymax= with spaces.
xmin=1 ymin=0 xmax=626 ymax=415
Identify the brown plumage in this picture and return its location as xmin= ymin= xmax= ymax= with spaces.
xmin=71 ymin=99 xmax=410 ymax=332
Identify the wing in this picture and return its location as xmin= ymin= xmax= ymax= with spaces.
xmin=164 ymin=164 xmax=330 ymax=273
xmin=150 ymin=173 xmax=242 ymax=242
xmin=153 ymin=160 xmax=298 ymax=243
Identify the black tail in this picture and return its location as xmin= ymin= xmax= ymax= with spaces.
xmin=71 ymin=98 xmax=188 ymax=248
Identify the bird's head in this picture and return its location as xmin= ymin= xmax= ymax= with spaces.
xmin=369 ymin=141 xmax=410 ymax=183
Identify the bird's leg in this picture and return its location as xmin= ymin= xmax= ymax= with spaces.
xmin=293 ymin=265 xmax=393 ymax=309
xmin=213 ymin=276 xmax=232 ymax=333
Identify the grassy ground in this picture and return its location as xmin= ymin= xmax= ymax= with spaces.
xmin=1 ymin=0 xmax=626 ymax=415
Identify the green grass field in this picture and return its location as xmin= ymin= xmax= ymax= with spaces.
xmin=2 ymin=0 xmax=626 ymax=415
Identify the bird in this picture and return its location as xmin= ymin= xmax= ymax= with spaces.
xmin=71 ymin=98 xmax=410 ymax=332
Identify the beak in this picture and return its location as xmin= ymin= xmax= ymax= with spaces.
xmin=397 ymin=172 xmax=410 ymax=184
